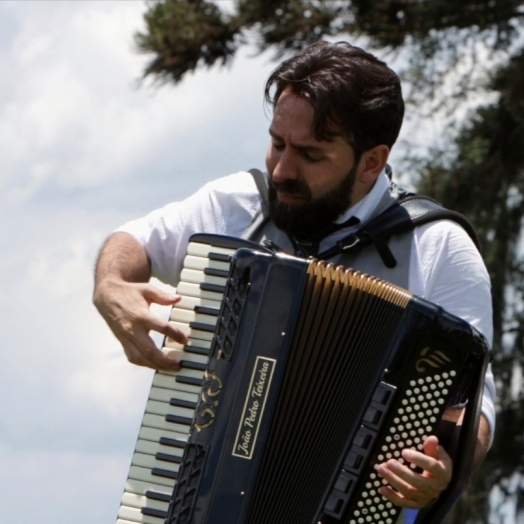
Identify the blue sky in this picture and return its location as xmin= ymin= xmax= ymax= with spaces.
xmin=0 ymin=2 xmax=477 ymax=523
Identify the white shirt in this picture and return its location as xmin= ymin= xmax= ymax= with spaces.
xmin=117 ymin=170 xmax=496 ymax=440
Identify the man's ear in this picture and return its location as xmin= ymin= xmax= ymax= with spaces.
xmin=357 ymin=145 xmax=390 ymax=185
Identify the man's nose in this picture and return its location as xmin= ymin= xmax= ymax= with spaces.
xmin=271 ymin=149 xmax=299 ymax=184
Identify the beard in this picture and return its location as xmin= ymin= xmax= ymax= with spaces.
xmin=267 ymin=166 xmax=357 ymax=240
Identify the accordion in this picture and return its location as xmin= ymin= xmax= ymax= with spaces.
xmin=116 ymin=234 xmax=491 ymax=524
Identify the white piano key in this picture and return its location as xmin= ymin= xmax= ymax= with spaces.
xmin=124 ymin=478 xmax=174 ymax=498
xmin=176 ymin=294 xmax=222 ymax=311
xmin=128 ymin=465 xmax=176 ymax=488
xmin=145 ymin=400 xmax=195 ymax=421
xmin=135 ymin=438 xmax=185 ymax=458
xmin=118 ymin=504 xmax=166 ymax=524
xmin=180 ymin=268 xmax=227 ymax=287
xmin=177 ymin=281 xmax=224 ymax=300
xmin=142 ymin=413 xmax=191 ymax=435
xmin=121 ymin=491 xmax=170 ymax=512
xmin=170 ymin=308 xmax=217 ymax=327
xmin=157 ymin=368 xmax=204 ymax=382
xmin=138 ymin=426 xmax=188 ymax=446
xmin=187 ymin=241 xmax=236 ymax=258
xmin=148 ymin=386 xmax=197 ymax=405
xmin=152 ymin=372 xmax=202 ymax=395
xmin=183 ymin=255 xmax=230 ymax=272
xmin=160 ymin=347 xmax=209 ymax=366
xmin=132 ymin=452 xmax=181 ymax=474
xmin=164 ymin=338 xmax=212 ymax=351
xmin=170 ymin=320 xmax=214 ymax=342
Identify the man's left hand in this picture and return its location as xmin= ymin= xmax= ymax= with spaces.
xmin=376 ymin=435 xmax=452 ymax=509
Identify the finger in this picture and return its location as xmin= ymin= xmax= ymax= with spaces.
xmin=378 ymin=485 xmax=424 ymax=509
xmin=377 ymin=461 xmax=435 ymax=508
xmin=424 ymin=437 xmax=453 ymax=467
xmin=125 ymin=330 xmax=182 ymax=371
xmin=401 ymin=447 xmax=451 ymax=482
xmin=141 ymin=284 xmax=182 ymax=306
xmin=122 ymin=339 xmax=166 ymax=370
xmin=141 ymin=311 xmax=189 ymax=345
xmin=377 ymin=460 xmax=419 ymax=493
xmin=422 ymin=435 xmax=439 ymax=457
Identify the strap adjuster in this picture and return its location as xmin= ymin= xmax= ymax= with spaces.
xmin=338 ymin=234 xmax=363 ymax=252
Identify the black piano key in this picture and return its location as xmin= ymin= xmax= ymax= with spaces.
xmin=159 ymin=436 xmax=187 ymax=449
xmin=146 ymin=490 xmax=172 ymax=503
xmin=155 ymin=452 xmax=182 ymax=464
xmin=189 ymin=321 xmax=215 ymax=333
xmin=170 ymin=398 xmax=198 ymax=410
xmin=166 ymin=414 xmax=193 ymax=426
xmin=152 ymin=467 xmax=178 ymax=480
xmin=141 ymin=506 xmax=168 ymax=519
xmin=200 ymin=283 xmax=226 ymax=294
xmin=183 ymin=344 xmax=210 ymax=356
xmin=194 ymin=305 xmax=220 ymax=316
xmin=176 ymin=376 xmax=203 ymax=387
xmin=204 ymin=267 xmax=230 ymax=278
xmin=180 ymin=360 xmax=207 ymax=372
xmin=208 ymin=251 xmax=231 ymax=262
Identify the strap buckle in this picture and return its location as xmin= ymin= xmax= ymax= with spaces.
xmin=338 ymin=234 xmax=362 ymax=252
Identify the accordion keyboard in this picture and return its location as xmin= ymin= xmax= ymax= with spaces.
xmin=116 ymin=236 xmax=248 ymax=524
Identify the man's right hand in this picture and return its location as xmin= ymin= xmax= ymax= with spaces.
xmin=93 ymin=277 xmax=188 ymax=371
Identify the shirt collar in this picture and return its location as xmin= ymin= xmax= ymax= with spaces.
xmin=334 ymin=168 xmax=390 ymax=226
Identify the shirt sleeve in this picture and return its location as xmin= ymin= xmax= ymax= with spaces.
xmin=115 ymin=171 xmax=262 ymax=285
xmin=410 ymin=220 xmax=496 ymax=444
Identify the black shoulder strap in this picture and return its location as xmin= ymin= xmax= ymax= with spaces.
xmin=246 ymin=169 xmax=481 ymax=266
xmin=318 ymin=195 xmax=481 ymax=265
xmin=248 ymin=168 xmax=269 ymax=210
xmin=368 ymin=195 xmax=481 ymax=249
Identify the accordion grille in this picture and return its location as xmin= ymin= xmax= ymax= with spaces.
xmin=245 ymin=261 xmax=411 ymax=524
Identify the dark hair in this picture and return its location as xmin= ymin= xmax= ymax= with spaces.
xmin=264 ymin=41 xmax=404 ymax=162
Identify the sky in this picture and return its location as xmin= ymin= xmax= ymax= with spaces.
xmin=0 ymin=2 xmax=507 ymax=524
xmin=0 ymin=2 xmax=277 ymax=522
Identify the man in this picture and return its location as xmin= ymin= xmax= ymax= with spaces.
xmin=93 ymin=41 xmax=495 ymax=512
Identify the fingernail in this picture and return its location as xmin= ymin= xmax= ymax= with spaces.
xmin=376 ymin=463 xmax=387 ymax=474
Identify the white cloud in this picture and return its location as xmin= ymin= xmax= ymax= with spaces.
xmin=0 ymin=443 xmax=130 ymax=524
xmin=0 ymin=2 xmax=275 ymax=522
xmin=0 ymin=0 xmax=275 ymax=207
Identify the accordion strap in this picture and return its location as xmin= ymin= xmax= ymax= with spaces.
xmin=414 ymin=346 xmax=491 ymax=523
xmin=248 ymin=167 xmax=269 ymax=205
xmin=246 ymin=167 xmax=481 ymax=267
xmin=318 ymin=195 xmax=481 ymax=265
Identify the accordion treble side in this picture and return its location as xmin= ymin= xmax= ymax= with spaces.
xmin=162 ymin=243 xmax=490 ymax=524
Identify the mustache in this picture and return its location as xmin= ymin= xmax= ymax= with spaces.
xmin=268 ymin=177 xmax=312 ymax=199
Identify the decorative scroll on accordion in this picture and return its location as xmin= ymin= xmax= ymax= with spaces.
xmin=117 ymin=234 xmax=490 ymax=524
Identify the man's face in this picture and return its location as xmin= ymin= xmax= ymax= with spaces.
xmin=265 ymin=90 xmax=358 ymax=239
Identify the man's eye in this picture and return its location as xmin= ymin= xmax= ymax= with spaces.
xmin=302 ymin=151 xmax=321 ymax=162
xmin=273 ymin=142 xmax=285 ymax=151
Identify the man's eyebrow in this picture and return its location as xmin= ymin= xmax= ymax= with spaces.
xmin=268 ymin=128 xmax=326 ymax=153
